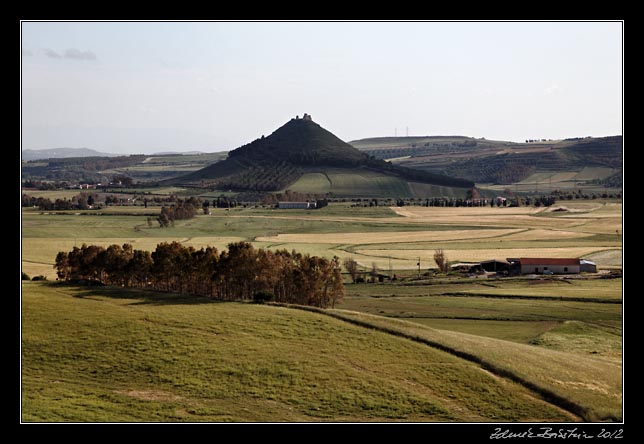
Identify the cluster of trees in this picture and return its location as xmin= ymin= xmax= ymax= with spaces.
xmin=157 ymin=198 xmax=201 ymax=227
xmin=528 ymin=195 xmax=556 ymax=207
xmin=211 ymin=196 xmax=239 ymax=208
xmin=54 ymin=241 xmax=345 ymax=308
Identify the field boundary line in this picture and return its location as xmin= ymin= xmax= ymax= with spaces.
xmin=439 ymin=292 xmax=621 ymax=304
xmin=270 ymin=303 xmax=590 ymax=422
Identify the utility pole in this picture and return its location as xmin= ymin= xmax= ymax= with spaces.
xmin=417 ymin=256 xmax=421 ymax=279
xmin=406 ymin=126 xmax=409 ymax=137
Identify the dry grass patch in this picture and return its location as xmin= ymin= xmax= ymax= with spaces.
xmin=256 ymin=229 xmax=520 ymax=245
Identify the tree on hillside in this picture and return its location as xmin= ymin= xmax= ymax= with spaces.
xmin=343 ymin=258 xmax=359 ymax=283
xmin=433 ymin=249 xmax=450 ymax=273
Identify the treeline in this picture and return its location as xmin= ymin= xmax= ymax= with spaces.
xmin=22 ymin=192 xmax=98 ymax=210
xmin=390 ymin=195 xmax=556 ymax=208
xmin=22 ymin=180 xmax=67 ymax=190
xmin=54 ymin=242 xmax=345 ymax=308
xmin=550 ymin=189 xmax=622 ymax=200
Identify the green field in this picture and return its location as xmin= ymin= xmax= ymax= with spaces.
xmin=289 ymin=169 xmax=414 ymax=197
xmin=22 ymin=282 xmax=576 ymax=422
xmin=287 ymin=169 xmax=470 ymax=198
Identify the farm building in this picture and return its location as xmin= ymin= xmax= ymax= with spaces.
xmin=516 ymin=258 xmax=580 ymax=275
xmin=479 ymin=259 xmax=511 ymax=273
xmin=278 ymin=201 xmax=315 ymax=209
xmin=580 ymin=260 xmax=597 ymax=273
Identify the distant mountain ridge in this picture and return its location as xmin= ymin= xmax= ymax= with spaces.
xmin=22 ymin=148 xmax=118 ymax=161
xmin=169 ymin=114 xmax=474 ymax=191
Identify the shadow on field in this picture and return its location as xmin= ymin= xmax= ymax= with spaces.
xmin=53 ymin=282 xmax=220 ymax=306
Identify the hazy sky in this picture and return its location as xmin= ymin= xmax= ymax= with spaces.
xmin=21 ymin=21 xmax=622 ymax=154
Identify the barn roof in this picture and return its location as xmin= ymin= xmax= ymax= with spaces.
xmin=519 ymin=258 xmax=580 ymax=266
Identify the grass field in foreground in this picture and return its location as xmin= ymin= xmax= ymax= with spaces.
xmin=21 ymin=282 xmax=575 ymax=422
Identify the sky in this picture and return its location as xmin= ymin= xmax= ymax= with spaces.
xmin=21 ymin=21 xmax=623 ymax=154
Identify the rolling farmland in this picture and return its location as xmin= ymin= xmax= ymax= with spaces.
xmin=21 ymin=197 xmax=622 ymax=422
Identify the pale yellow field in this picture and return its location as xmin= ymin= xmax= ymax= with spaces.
xmin=256 ymin=228 xmax=522 ymax=245
xmin=389 ymin=207 xmax=589 ymax=229
xmin=391 ymin=203 xmax=622 ymax=234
